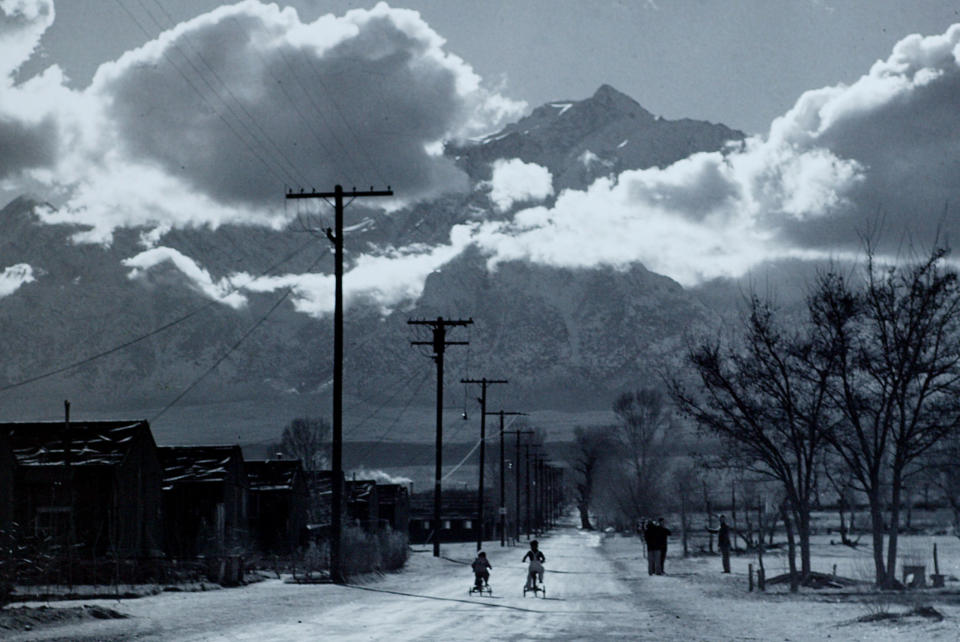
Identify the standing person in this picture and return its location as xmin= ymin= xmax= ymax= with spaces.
xmin=707 ymin=515 xmax=732 ymax=573
xmin=645 ymin=519 xmax=664 ymax=575
xmin=657 ymin=518 xmax=672 ymax=575
xmin=522 ymin=540 xmax=546 ymax=590
xmin=641 ymin=519 xmax=656 ymax=576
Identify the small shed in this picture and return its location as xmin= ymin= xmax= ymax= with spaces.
xmin=346 ymin=479 xmax=379 ymax=531
xmin=159 ymin=445 xmax=247 ymax=558
xmin=245 ymin=459 xmax=308 ymax=555
xmin=376 ymin=483 xmax=410 ymax=535
xmin=302 ymin=470 xmax=346 ymax=540
xmin=2 ymin=419 xmax=163 ymax=559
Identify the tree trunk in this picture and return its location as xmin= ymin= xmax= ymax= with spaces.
xmin=868 ymin=490 xmax=888 ymax=587
xmin=577 ymin=503 xmax=593 ymax=530
xmin=781 ymin=504 xmax=798 ymax=592
xmin=885 ymin=468 xmax=903 ymax=589
xmin=680 ymin=492 xmax=689 ymax=557
xmin=797 ymin=506 xmax=812 ymax=579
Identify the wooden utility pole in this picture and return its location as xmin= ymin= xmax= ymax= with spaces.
xmin=489 ymin=411 xmax=525 ymax=546
xmin=524 ymin=444 xmax=540 ymax=539
xmin=286 ymin=185 xmax=393 ymax=583
xmin=410 ymin=316 xmax=472 ymax=557
xmin=461 ymin=378 xmax=507 ymax=551
xmin=504 ymin=428 xmax=533 ymax=542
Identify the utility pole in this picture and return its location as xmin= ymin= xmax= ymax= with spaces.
xmin=286 ymin=185 xmax=393 ymax=583
xmin=461 ymin=378 xmax=507 ymax=551
xmin=490 ymin=411 xmax=526 ymax=546
xmin=410 ymin=316 xmax=473 ymax=557
xmin=524 ymin=443 xmax=539 ymax=540
xmin=504 ymin=428 xmax=533 ymax=543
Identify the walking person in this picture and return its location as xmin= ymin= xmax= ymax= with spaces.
xmin=645 ymin=519 xmax=664 ymax=575
xmin=707 ymin=515 xmax=731 ymax=573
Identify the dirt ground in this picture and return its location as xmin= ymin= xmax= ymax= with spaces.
xmin=3 ymin=520 xmax=960 ymax=640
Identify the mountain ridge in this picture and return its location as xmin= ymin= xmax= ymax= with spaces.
xmin=0 ymin=85 xmax=739 ymax=445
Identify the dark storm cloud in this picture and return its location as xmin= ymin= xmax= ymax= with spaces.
xmin=92 ymin=2 xmax=504 ymax=208
xmin=0 ymin=112 xmax=56 ymax=179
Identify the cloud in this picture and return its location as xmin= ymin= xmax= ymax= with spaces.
xmin=238 ymin=228 xmax=472 ymax=316
xmin=0 ymin=0 xmax=58 ymax=181
xmin=0 ymin=262 xmax=35 ymax=297
xmin=0 ymin=0 xmax=53 ymax=79
xmin=456 ymin=24 xmax=960 ymax=286
xmin=484 ymin=158 xmax=553 ymax=212
xmin=129 ymin=225 xmax=474 ymax=318
xmin=2 ymin=1 xmax=526 ymax=242
xmin=123 ymin=246 xmax=248 ymax=308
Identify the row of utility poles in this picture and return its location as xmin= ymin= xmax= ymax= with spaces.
xmin=285 ymin=183 xmax=564 ymax=577
xmin=409 ymin=321 xmax=565 ymax=556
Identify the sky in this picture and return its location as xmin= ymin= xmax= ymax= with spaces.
xmin=2 ymin=0 xmax=960 ymax=315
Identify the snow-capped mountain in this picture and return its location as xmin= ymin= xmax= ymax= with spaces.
xmin=0 ymin=86 xmax=742 ymax=441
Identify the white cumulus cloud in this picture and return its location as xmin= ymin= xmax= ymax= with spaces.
xmin=484 ymin=158 xmax=554 ymax=212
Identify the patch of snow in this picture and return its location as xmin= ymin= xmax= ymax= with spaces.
xmin=550 ymin=102 xmax=573 ymax=116
xmin=617 ymin=139 xmax=629 ymax=148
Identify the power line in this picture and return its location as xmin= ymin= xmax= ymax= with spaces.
xmin=441 ymin=414 xmax=518 ymax=482
xmin=113 ymin=0 xmax=301 ymax=186
xmin=151 ymin=253 xmax=325 ymax=422
xmin=343 ymin=367 xmax=424 ymax=439
xmin=0 ymin=236 xmax=318 ymax=394
xmin=145 ymin=0 xmax=311 ymax=187
xmin=350 ymin=369 xmax=432 ymax=463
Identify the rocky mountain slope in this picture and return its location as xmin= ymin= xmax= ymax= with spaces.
xmin=0 ymin=85 xmax=743 ymax=440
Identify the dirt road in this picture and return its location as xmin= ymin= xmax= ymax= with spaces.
xmin=7 ymin=526 xmax=668 ymax=641
xmin=8 ymin=522 xmax=959 ymax=640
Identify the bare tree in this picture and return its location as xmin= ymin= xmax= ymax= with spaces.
xmin=569 ymin=426 xmax=611 ymax=530
xmin=280 ymin=417 xmax=331 ymax=471
xmin=671 ymin=294 xmax=833 ymax=581
xmin=810 ymin=246 xmax=960 ymax=586
xmin=611 ymin=388 xmax=673 ymax=524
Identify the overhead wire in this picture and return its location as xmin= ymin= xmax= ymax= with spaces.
xmin=113 ymin=0 xmax=302 ymax=187
xmin=275 ymin=46 xmax=368 ymax=183
xmin=145 ymin=0 xmax=312 ymax=188
xmin=441 ymin=413 xmax=520 ymax=482
xmin=0 ymin=236 xmax=319 ymax=394
xmin=151 ymin=252 xmax=325 ymax=422
xmin=350 ymin=369 xmax=432 ymax=464
xmin=299 ymin=50 xmax=390 ymax=187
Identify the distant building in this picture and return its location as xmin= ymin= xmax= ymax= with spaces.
xmin=346 ymin=479 xmax=379 ymax=531
xmin=159 ymin=445 xmax=247 ymax=558
xmin=246 ymin=459 xmax=308 ymax=555
xmin=376 ymin=483 xmax=410 ymax=535
xmin=302 ymin=470 xmax=346 ymax=540
xmin=0 ymin=420 xmax=163 ymax=559
xmin=409 ymin=489 xmax=496 ymax=544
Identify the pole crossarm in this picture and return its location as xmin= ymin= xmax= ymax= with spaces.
xmin=286 ymin=187 xmax=393 ymax=199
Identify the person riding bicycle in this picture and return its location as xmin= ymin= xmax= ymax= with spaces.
xmin=522 ymin=540 xmax=545 ymax=590
xmin=471 ymin=551 xmax=492 ymax=589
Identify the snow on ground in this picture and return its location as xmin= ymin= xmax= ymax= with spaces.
xmin=5 ymin=519 xmax=960 ymax=640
